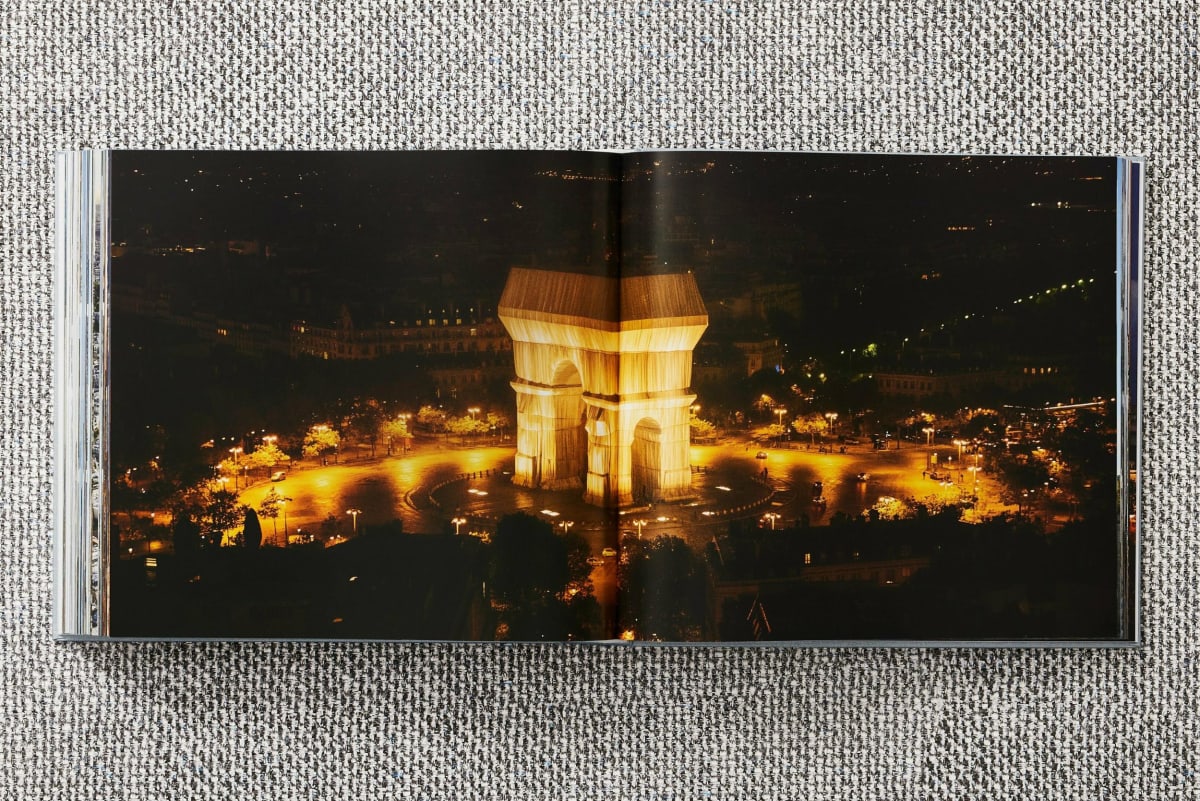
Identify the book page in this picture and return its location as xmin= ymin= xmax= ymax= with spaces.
xmin=614 ymin=151 xmax=1134 ymax=643
xmin=104 ymin=150 xmax=624 ymax=640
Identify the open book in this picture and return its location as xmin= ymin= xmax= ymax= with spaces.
xmin=54 ymin=150 xmax=1142 ymax=644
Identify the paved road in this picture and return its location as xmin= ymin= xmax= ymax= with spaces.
xmin=237 ymin=445 xmax=515 ymax=542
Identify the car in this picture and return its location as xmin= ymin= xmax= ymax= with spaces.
xmin=270 ymin=470 xmax=287 ymax=482
xmin=755 ymin=451 xmax=768 ymax=459
xmin=586 ymin=556 xmax=605 ymax=567
xmin=601 ymin=547 xmax=618 ymax=558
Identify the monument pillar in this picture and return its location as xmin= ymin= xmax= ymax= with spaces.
xmin=511 ymin=379 xmax=586 ymax=490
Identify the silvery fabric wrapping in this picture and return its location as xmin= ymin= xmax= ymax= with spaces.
xmin=1 ymin=1 xmax=1195 ymax=798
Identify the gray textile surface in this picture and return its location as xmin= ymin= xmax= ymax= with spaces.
xmin=2 ymin=1 xmax=1195 ymax=797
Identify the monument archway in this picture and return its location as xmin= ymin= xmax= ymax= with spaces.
xmin=498 ymin=267 xmax=709 ymax=507
xmin=630 ymin=418 xmax=663 ymax=504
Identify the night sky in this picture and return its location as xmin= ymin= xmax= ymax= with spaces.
xmin=110 ymin=149 xmax=1118 ymax=364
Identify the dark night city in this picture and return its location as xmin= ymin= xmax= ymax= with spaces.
xmin=105 ymin=150 xmax=1135 ymax=641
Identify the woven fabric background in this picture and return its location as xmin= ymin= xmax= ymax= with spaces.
xmin=2 ymin=2 xmax=1196 ymax=798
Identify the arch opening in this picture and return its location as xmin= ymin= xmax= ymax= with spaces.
xmin=630 ymin=418 xmax=664 ymax=504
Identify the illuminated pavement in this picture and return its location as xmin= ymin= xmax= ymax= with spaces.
xmin=236 ymin=444 xmax=515 ymax=543
xmin=693 ymin=441 xmax=1003 ymax=522
xmin=237 ymin=439 xmax=1009 ymax=550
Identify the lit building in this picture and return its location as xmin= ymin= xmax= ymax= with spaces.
xmin=875 ymin=367 xmax=1063 ymax=399
xmin=733 ymin=337 xmax=784 ymax=376
xmin=290 ymin=306 xmax=512 ymax=361
xmin=498 ymin=267 xmax=708 ymax=507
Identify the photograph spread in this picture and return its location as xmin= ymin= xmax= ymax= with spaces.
xmin=54 ymin=149 xmax=1142 ymax=643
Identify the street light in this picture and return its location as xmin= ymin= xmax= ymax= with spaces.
xmin=560 ymin=520 xmax=574 ymax=534
xmin=467 ymin=407 xmax=481 ymax=420
xmin=632 ymin=519 xmax=648 ymax=539
xmin=451 ymin=516 xmax=467 ymax=535
xmin=953 ymin=438 xmax=967 ymax=460
xmin=346 ymin=508 xmax=362 ymax=535
xmin=399 ymin=413 xmax=412 ymax=454
xmin=922 ymin=426 xmax=935 ymax=446
xmin=775 ymin=407 xmax=788 ymax=434
xmin=762 ymin=512 xmax=781 ymax=530
xmin=825 ymin=412 xmax=838 ymax=442
xmin=228 ymin=446 xmax=243 ymax=490
xmin=278 ymin=497 xmax=292 ymax=546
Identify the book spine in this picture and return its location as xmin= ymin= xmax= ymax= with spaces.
xmin=1115 ymin=156 xmax=1145 ymax=645
xmin=52 ymin=150 xmax=110 ymax=639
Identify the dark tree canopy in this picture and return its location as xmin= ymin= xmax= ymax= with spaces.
xmin=489 ymin=513 xmax=568 ymax=604
xmin=619 ymin=536 xmax=708 ymax=641
xmin=243 ymin=507 xmax=262 ymax=550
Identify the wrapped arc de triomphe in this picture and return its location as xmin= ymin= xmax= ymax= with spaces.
xmin=497 ymin=267 xmax=709 ymax=508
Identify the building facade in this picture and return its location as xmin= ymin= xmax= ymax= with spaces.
xmin=498 ymin=267 xmax=708 ymax=507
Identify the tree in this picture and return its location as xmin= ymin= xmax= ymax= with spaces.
xmin=204 ymin=488 xmax=243 ymax=546
xmin=416 ymin=404 xmax=448 ymax=431
xmin=345 ymin=398 xmax=385 ymax=458
xmin=563 ymin=530 xmax=594 ymax=594
xmin=689 ymin=417 xmax=717 ymax=440
xmin=960 ymin=412 xmax=1004 ymax=444
xmin=303 ymin=424 xmax=340 ymax=465
xmin=245 ymin=442 xmax=290 ymax=475
xmin=751 ymin=423 xmax=786 ymax=442
xmin=790 ymin=413 xmax=826 ymax=444
xmin=243 ymin=507 xmax=262 ymax=550
xmin=172 ymin=515 xmax=201 ymax=560
xmin=618 ymin=536 xmax=707 ymax=641
xmin=489 ymin=513 xmax=569 ymax=606
xmin=446 ymin=415 xmax=490 ymax=437
xmin=485 ymin=410 xmax=510 ymax=434
xmin=488 ymin=513 xmax=573 ymax=639
xmin=258 ymin=487 xmax=282 ymax=541
xmin=169 ymin=482 xmax=241 ymax=548
xmin=994 ymin=453 xmax=1051 ymax=513
xmin=379 ymin=417 xmax=411 ymax=455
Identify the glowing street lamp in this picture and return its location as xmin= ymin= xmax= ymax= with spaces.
xmin=922 ymin=426 xmax=935 ymax=446
xmin=346 ymin=508 xmax=363 ymax=534
xmin=559 ymin=520 xmax=574 ymax=534
xmin=762 ymin=512 xmax=781 ymax=530
xmin=399 ymin=413 xmax=412 ymax=454
xmin=278 ymin=497 xmax=292 ymax=546
xmin=632 ymin=519 xmax=648 ymax=539
xmin=228 ymin=446 xmax=243 ymax=490
xmin=467 ymin=407 xmax=481 ymax=420
xmin=824 ymin=411 xmax=838 ymax=435
xmin=451 ymin=516 xmax=467 ymax=535
xmin=953 ymin=438 xmax=968 ymax=460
